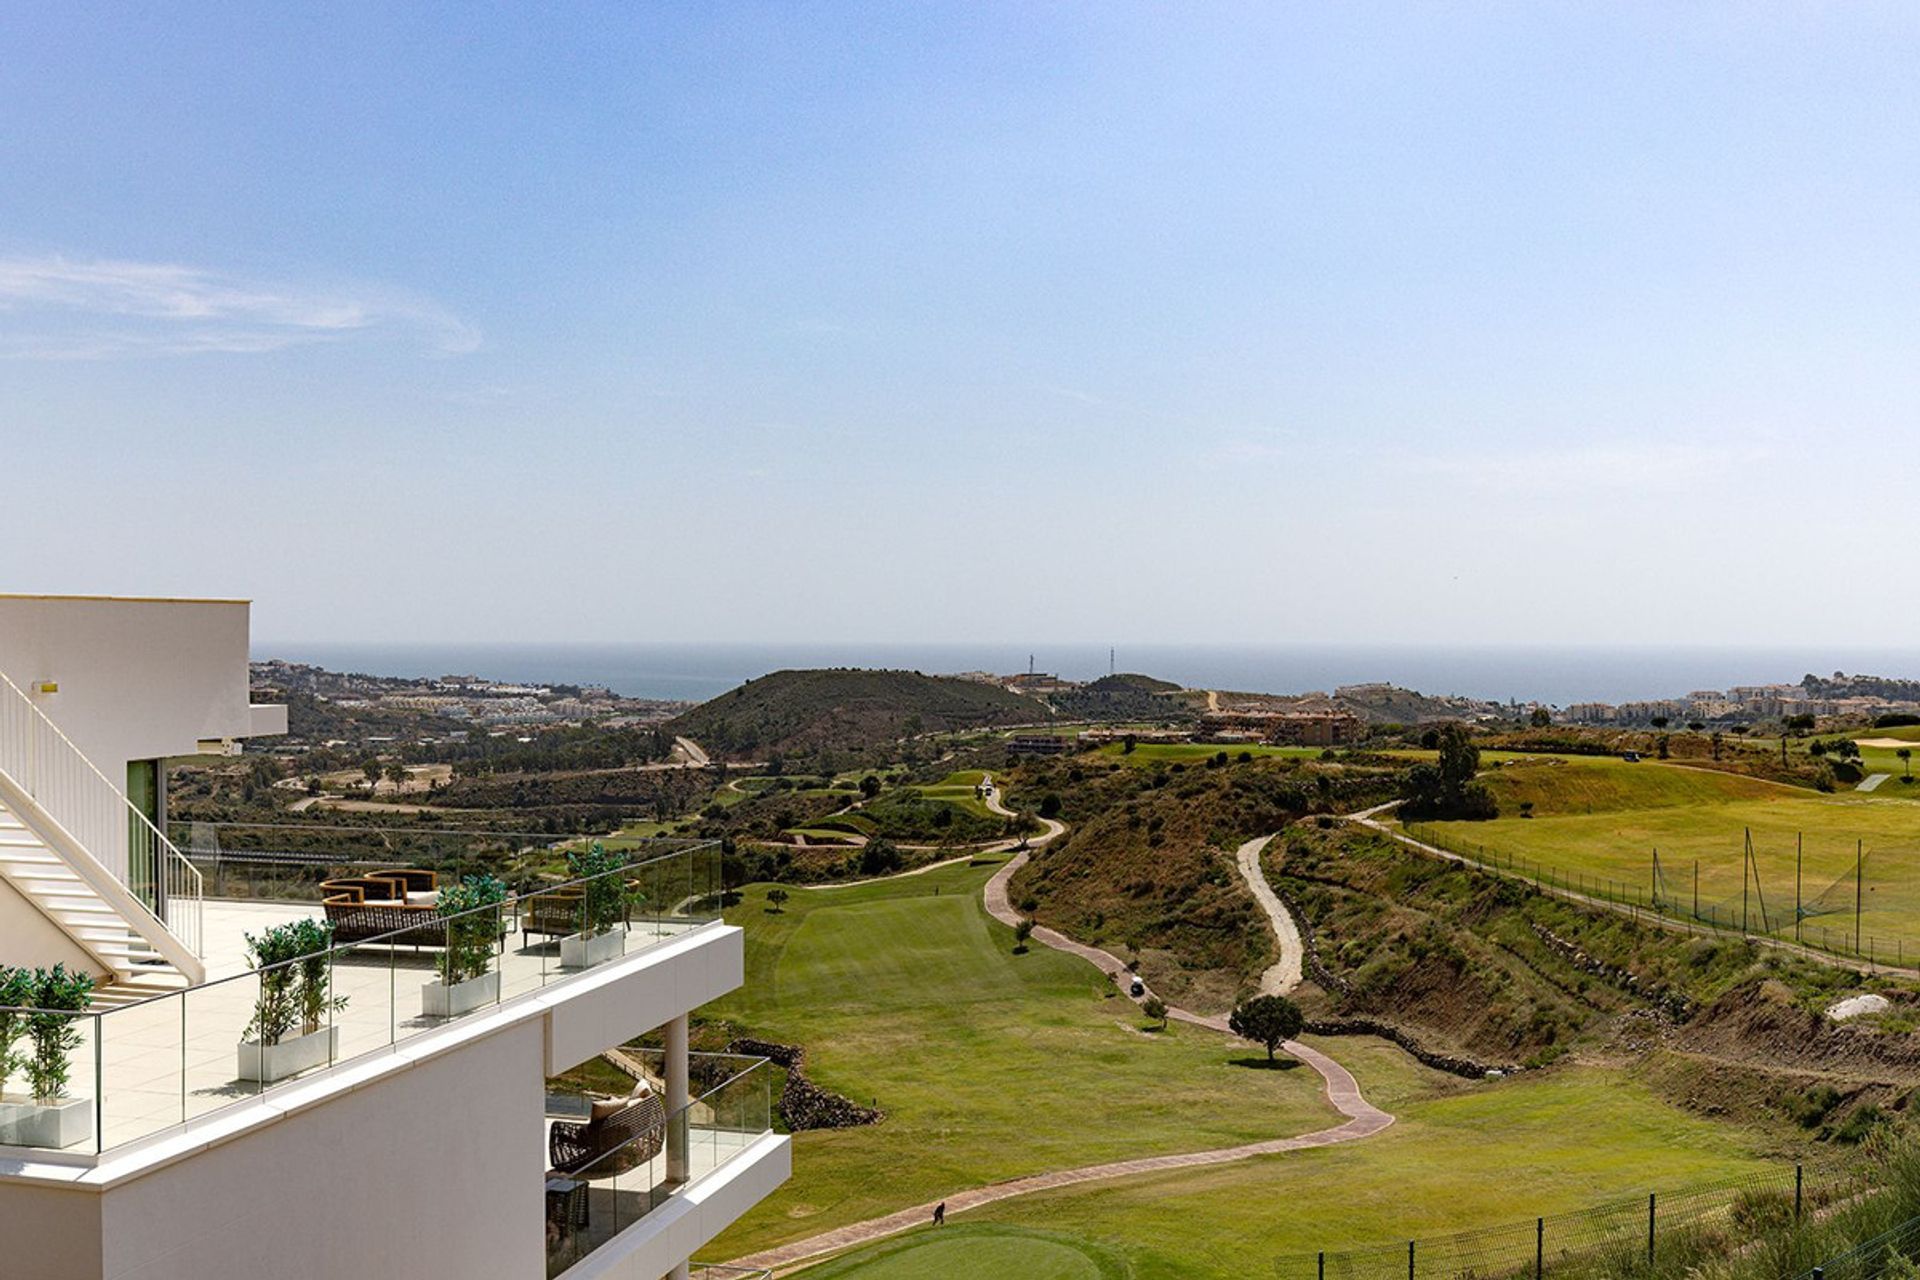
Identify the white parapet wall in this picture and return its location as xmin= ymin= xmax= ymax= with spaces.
xmin=0 ymin=923 xmax=765 ymax=1280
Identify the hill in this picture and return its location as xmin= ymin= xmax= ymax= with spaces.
xmin=667 ymin=668 xmax=1045 ymax=758
xmin=1047 ymin=672 xmax=1199 ymax=723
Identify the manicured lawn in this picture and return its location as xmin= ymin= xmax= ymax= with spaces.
xmin=802 ymin=1040 xmax=1780 ymax=1280
xmin=704 ymin=860 xmax=1337 ymax=1259
xmin=1413 ymin=758 xmax=1920 ymax=951
xmin=916 ymin=769 xmax=995 ymax=818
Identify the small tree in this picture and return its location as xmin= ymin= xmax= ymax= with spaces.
xmin=438 ymin=876 xmax=507 ymax=988
xmin=1012 ymin=918 xmax=1034 ymax=953
xmin=1228 ymin=994 xmax=1303 ymax=1064
xmin=361 ymin=758 xmax=383 ymax=792
xmin=1529 ymin=707 xmax=1551 ymax=728
xmin=1650 ymin=716 xmax=1670 ymax=729
xmin=25 ymin=965 xmax=93 ymax=1103
xmin=1519 ymin=801 xmax=1535 ymax=819
xmin=385 ymin=762 xmax=410 ymax=792
xmin=1142 ymin=995 xmax=1168 ymax=1029
xmin=766 ymin=887 xmax=790 ymax=913
xmin=1900 ymin=747 xmax=1913 ymax=782
xmin=860 ymin=774 xmax=882 ymax=800
xmin=1038 ymin=794 xmax=1062 ymax=820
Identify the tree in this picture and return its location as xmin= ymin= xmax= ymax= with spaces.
xmin=1142 ymin=995 xmax=1168 ymax=1029
xmin=385 ymin=762 xmax=409 ymax=791
xmin=1787 ymin=714 xmax=1816 ymax=736
xmin=1038 ymin=794 xmax=1062 ymax=820
xmin=1650 ymin=716 xmax=1670 ymax=729
xmin=1228 ymin=994 xmax=1303 ymax=1063
xmin=1687 ymin=721 xmax=1706 ymax=733
xmin=859 ymin=774 xmax=882 ymax=800
xmin=765 ymin=888 xmax=790 ymax=913
xmin=1529 ymin=707 xmax=1551 ymax=728
xmin=361 ymin=759 xmax=383 ymax=792
xmin=1012 ymin=918 xmax=1034 ymax=953
xmin=1900 ymin=748 xmax=1913 ymax=782
xmin=1400 ymin=723 xmax=1497 ymax=820
xmin=1122 ymin=734 xmax=1137 ymax=755
xmin=1710 ymin=731 xmax=1724 ymax=761
xmin=859 ymin=837 xmax=903 ymax=877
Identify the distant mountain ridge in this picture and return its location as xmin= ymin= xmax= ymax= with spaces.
xmin=665 ymin=668 xmax=1046 ymax=758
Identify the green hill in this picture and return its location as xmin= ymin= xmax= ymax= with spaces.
xmin=667 ymin=669 xmax=1045 ymax=758
xmin=1048 ymin=672 xmax=1199 ymax=723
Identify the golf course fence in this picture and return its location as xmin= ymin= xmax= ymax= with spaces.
xmin=1275 ymin=1167 xmax=1835 ymax=1279
xmin=1397 ymin=822 xmax=1920 ymax=972
xmin=1787 ymin=1214 xmax=1920 ymax=1280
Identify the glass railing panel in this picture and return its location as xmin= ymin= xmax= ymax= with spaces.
xmin=542 ymin=1055 xmax=772 ymax=1276
xmin=330 ymin=933 xmax=400 ymax=1063
xmin=0 ymin=1005 xmax=102 ymax=1155
xmin=181 ymin=961 xmax=267 ymax=1125
xmin=98 ymin=990 xmax=181 ymax=1149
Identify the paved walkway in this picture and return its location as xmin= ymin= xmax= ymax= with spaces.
xmin=1235 ymin=833 xmax=1303 ymax=995
xmin=730 ymin=802 xmax=1392 ymax=1274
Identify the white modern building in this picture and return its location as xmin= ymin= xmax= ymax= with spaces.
xmin=0 ymin=595 xmax=787 ymax=1280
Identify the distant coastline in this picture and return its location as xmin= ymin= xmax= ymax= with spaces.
xmin=248 ymin=642 xmax=1920 ymax=708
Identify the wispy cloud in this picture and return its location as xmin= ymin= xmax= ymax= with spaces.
xmin=0 ymin=254 xmax=479 ymax=359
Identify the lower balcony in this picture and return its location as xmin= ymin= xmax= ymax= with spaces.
xmin=543 ymin=1051 xmax=780 ymax=1279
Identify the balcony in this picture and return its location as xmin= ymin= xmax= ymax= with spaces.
xmin=543 ymin=1052 xmax=774 ymax=1278
xmin=0 ymin=841 xmax=724 ymax=1157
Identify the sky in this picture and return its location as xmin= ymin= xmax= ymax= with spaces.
xmin=1 ymin=3 xmax=1915 ymax=647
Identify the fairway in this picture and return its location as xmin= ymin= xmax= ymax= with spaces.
xmin=804 ymin=1039 xmax=1778 ymax=1280
xmin=1413 ymin=757 xmax=1920 ymax=954
xmin=915 ymin=769 xmax=996 ymax=817
xmin=706 ymin=860 xmax=1336 ymax=1259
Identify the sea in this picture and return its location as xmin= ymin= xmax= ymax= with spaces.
xmin=248 ymin=643 xmax=1920 ymax=708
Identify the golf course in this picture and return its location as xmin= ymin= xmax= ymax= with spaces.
xmin=707 ymin=843 xmax=1785 ymax=1276
xmin=1409 ymin=754 xmax=1920 ymax=954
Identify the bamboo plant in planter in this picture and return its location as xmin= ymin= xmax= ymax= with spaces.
xmin=238 ymin=920 xmax=346 ymax=1084
xmin=424 ymin=875 xmax=507 ymax=1017
xmin=560 ymin=843 xmax=630 ymax=969
xmin=0 ymin=967 xmax=34 ymax=1144
xmin=6 ymin=965 xmax=95 ymax=1149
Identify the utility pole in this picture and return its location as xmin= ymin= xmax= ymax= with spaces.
xmin=1781 ymin=836 xmax=1797 ymax=948
xmin=1742 ymin=829 xmax=1750 ymax=935
xmin=1693 ymin=859 xmax=1699 ymax=921
xmin=1857 ymin=839 xmax=1864 ymax=954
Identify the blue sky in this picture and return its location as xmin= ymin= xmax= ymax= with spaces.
xmin=2 ymin=4 xmax=1913 ymax=645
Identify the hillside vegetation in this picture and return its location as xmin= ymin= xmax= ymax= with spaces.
xmin=1004 ymin=755 xmax=1400 ymax=1010
xmin=668 ymin=669 xmax=1044 ymax=759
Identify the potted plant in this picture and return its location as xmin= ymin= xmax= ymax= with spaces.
xmin=0 ymin=966 xmax=33 ymax=1143
xmin=560 ymin=843 xmax=630 ymax=969
xmin=424 ymin=875 xmax=507 ymax=1017
xmin=10 ymin=965 xmax=95 ymax=1149
xmin=237 ymin=920 xmax=345 ymax=1083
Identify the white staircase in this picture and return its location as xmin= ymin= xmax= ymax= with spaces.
xmin=0 ymin=669 xmax=206 ymax=990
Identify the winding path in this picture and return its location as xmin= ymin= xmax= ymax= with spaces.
xmin=1235 ymin=833 xmax=1304 ymax=995
xmin=731 ymin=783 xmax=1393 ymax=1274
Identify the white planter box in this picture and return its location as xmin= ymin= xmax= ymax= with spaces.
xmin=561 ymin=928 xmax=626 ymax=969
xmin=422 ymin=969 xmax=500 ymax=1018
xmin=237 ymin=1025 xmax=339 ymax=1083
xmin=5 ymin=1096 xmax=93 ymax=1150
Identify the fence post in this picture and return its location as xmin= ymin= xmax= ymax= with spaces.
xmin=1795 ymin=1164 xmax=1803 ymax=1220
xmin=1647 ymin=1192 xmax=1655 ymax=1266
xmin=1408 ymin=1239 xmax=1415 ymax=1280
xmin=1536 ymin=1216 xmax=1543 ymax=1280
xmin=1318 ymin=1251 xmax=1324 ymax=1280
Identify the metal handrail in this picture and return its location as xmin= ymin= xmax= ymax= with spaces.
xmin=0 ymin=667 xmax=204 ymax=959
xmin=92 ymin=839 xmax=723 ymax=1016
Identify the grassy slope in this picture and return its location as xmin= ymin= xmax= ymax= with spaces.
xmin=704 ymin=862 xmax=1335 ymax=1259
xmin=1415 ymin=757 xmax=1920 ymax=945
xmin=806 ymin=1039 xmax=1779 ymax=1280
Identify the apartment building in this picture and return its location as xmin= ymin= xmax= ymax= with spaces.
xmin=0 ymin=596 xmax=786 ymax=1280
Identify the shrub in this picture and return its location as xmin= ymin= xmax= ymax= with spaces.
xmin=439 ymin=875 xmax=507 ymax=986
xmin=25 ymin=964 xmax=94 ymax=1102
